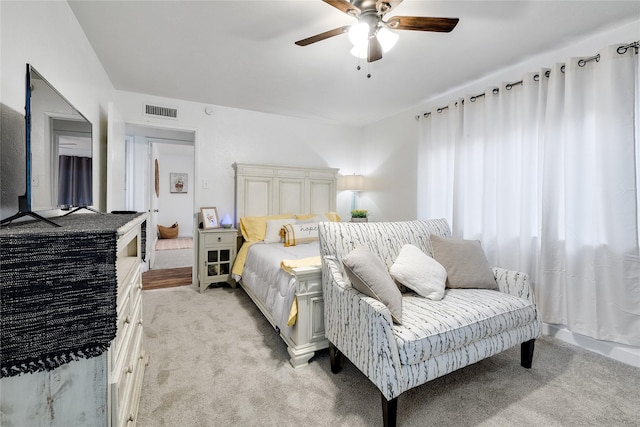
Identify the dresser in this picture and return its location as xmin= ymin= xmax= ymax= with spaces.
xmin=0 ymin=213 xmax=148 ymax=427
xmin=197 ymin=227 xmax=238 ymax=293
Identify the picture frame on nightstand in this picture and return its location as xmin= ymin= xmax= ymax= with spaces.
xmin=200 ymin=207 xmax=220 ymax=229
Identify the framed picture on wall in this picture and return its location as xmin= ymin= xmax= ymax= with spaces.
xmin=170 ymin=172 xmax=188 ymax=193
xmin=200 ymin=207 xmax=220 ymax=229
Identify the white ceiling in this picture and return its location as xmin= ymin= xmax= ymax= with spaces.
xmin=68 ymin=1 xmax=640 ymax=127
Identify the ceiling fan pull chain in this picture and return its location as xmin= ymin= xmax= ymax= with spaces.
xmin=355 ymin=59 xmax=372 ymax=78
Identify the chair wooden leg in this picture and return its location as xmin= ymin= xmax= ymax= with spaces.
xmin=329 ymin=341 xmax=343 ymax=374
xmin=521 ymin=339 xmax=535 ymax=369
xmin=381 ymin=394 xmax=398 ymax=427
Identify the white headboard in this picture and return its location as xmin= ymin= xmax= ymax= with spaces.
xmin=233 ymin=162 xmax=339 ymax=224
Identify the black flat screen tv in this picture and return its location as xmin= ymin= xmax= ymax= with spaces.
xmin=1 ymin=64 xmax=95 ymax=226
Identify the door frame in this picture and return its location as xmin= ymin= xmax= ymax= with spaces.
xmin=122 ymin=121 xmax=198 ymax=273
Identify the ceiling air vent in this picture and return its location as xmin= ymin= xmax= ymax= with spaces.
xmin=144 ymin=104 xmax=178 ymax=120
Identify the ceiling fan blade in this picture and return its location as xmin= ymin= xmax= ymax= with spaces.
xmin=295 ymin=26 xmax=350 ymax=46
xmin=386 ymin=16 xmax=459 ymax=32
xmin=368 ymin=37 xmax=383 ymax=62
xmin=323 ymin=0 xmax=360 ymax=16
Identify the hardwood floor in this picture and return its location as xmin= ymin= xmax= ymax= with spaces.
xmin=142 ymin=267 xmax=193 ymax=290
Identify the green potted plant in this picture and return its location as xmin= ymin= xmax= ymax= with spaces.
xmin=350 ymin=209 xmax=368 ymax=223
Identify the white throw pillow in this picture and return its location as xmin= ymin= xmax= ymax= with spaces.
xmin=390 ymin=244 xmax=446 ymax=300
xmin=263 ymin=219 xmax=294 ymax=243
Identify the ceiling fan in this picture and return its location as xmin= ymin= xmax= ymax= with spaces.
xmin=295 ymin=0 xmax=459 ymax=63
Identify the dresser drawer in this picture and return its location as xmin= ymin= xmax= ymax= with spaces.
xmin=203 ymin=232 xmax=235 ymax=245
xmin=112 ymin=316 xmax=144 ymax=427
xmin=130 ymin=271 xmax=143 ymax=308
xmin=126 ymin=322 xmax=145 ymax=427
xmin=112 ymin=292 xmax=131 ymax=366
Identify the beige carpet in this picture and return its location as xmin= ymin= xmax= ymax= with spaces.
xmin=139 ymin=286 xmax=640 ymax=427
xmin=152 ymin=248 xmax=193 ymax=269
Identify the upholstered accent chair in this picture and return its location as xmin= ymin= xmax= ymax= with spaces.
xmin=318 ymin=219 xmax=542 ymax=427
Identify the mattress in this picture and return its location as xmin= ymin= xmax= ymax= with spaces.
xmin=240 ymin=241 xmax=320 ymax=336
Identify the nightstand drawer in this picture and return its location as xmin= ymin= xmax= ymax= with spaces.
xmin=203 ymin=232 xmax=235 ymax=245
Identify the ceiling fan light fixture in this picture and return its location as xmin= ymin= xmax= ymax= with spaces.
xmin=377 ymin=27 xmax=399 ymax=52
xmin=294 ymin=0 xmax=460 ymax=66
xmin=350 ymin=44 xmax=368 ymax=59
xmin=348 ymin=22 xmax=369 ymax=46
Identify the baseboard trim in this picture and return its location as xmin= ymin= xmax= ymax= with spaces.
xmin=543 ymin=323 xmax=640 ymax=368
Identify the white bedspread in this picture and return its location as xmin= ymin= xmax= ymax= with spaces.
xmin=240 ymin=241 xmax=320 ymax=336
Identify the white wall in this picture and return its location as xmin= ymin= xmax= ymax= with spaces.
xmin=114 ymin=91 xmax=364 ymax=222
xmin=156 ymin=143 xmax=194 ymax=237
xmin=0 ymin=1 xmax=115 ymax=216
xmin=360 ymin=112 xmax=419 ymax=221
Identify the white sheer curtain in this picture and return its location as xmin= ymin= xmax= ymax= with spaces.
xmin=418 ymin=43 xmax=640 ymax=346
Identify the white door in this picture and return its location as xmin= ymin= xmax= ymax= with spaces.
xmin=148 ymin=142 xmax=160 ymax=269
xmin=106 ymin=102 xmax=126 ymax=212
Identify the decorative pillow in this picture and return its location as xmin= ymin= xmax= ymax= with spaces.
xmin=282 ymin=223 xmax=320 ymax=247
xmin=264 ymin=218 xmax=295 ymax=243
xmin=430 ymin=235 xmax=497 ymax=290
xmin=342 ymin=246 xmax=402 ymax=324
xmin=325 ymin=212 xmax=341 ymax=222
xmin=296 ymin=214 xmax=328 ymax=224
xmin=296 ymin=213 xmax=320 ymax=221
xmin=239 ymin=213 xmax=294 ymax=242
xmin=295 ymin=212 xmax=341 ymax=222
xmin=389 ymin=244 xmax=446 ymax=300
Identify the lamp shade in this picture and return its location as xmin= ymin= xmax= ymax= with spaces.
xmin=343 ymin=174 xmax=364 ymax=192
xmin=377 ymin=27 xmax=399 ymax=52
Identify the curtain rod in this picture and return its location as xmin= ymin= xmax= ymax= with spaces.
xmin=417 ymin=40 xmax=639 ymax=120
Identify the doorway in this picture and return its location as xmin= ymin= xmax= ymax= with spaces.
xmin=124 ymin=124 xmax=196 ymax=276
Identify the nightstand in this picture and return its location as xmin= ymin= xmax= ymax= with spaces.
xmin=197 ymin=228 xmax=237 ymax=293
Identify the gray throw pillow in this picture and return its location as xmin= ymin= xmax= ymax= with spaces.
xmin=430 ymin=235 xmax=498 ymax=290
xmin=342 ymin=246 xmax=402 ymax=324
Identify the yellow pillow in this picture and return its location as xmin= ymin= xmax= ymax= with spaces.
xmin=295 ymin=213 xmax=316 ymax=220
xmin=239 ymin=213 xmax=294 ymax=241
xmin=295 ymin=212 xmax=341 ymax=222
xmin=325 ymin=212 xmax=341 ymax=222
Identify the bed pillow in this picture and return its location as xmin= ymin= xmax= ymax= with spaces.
xmin=296 ymin=212 xmax=341 ymax=222
xmin=342 ymin=246 xmax=402 ymax=324
xmin=325 ymin=212 xmax=341 ymax=222
xmin=296 ymin=214 xmax=328 ymax=224
xmin=389 ymin=244 xmax=446 ymax=300
xmin=430 ymin=235 xmax=498 ymax=290
xmin=239 ymin=213 xmax=294 ymax=242
xmin=282 ymin=223 xmax=319 ymax=247
xmin=263 ymin=218 xmax=295 ymax=243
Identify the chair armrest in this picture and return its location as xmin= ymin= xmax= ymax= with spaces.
xmin=493 ymin=267 xmax=543 ymax=336
xmin=322 ymin=256 xmax=405 ymax=400
xmin=492 ymin=267 xmax=537 ymax=305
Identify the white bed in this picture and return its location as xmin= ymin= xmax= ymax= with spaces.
xmin=233 ymin=162 xmax=339 ymax=368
